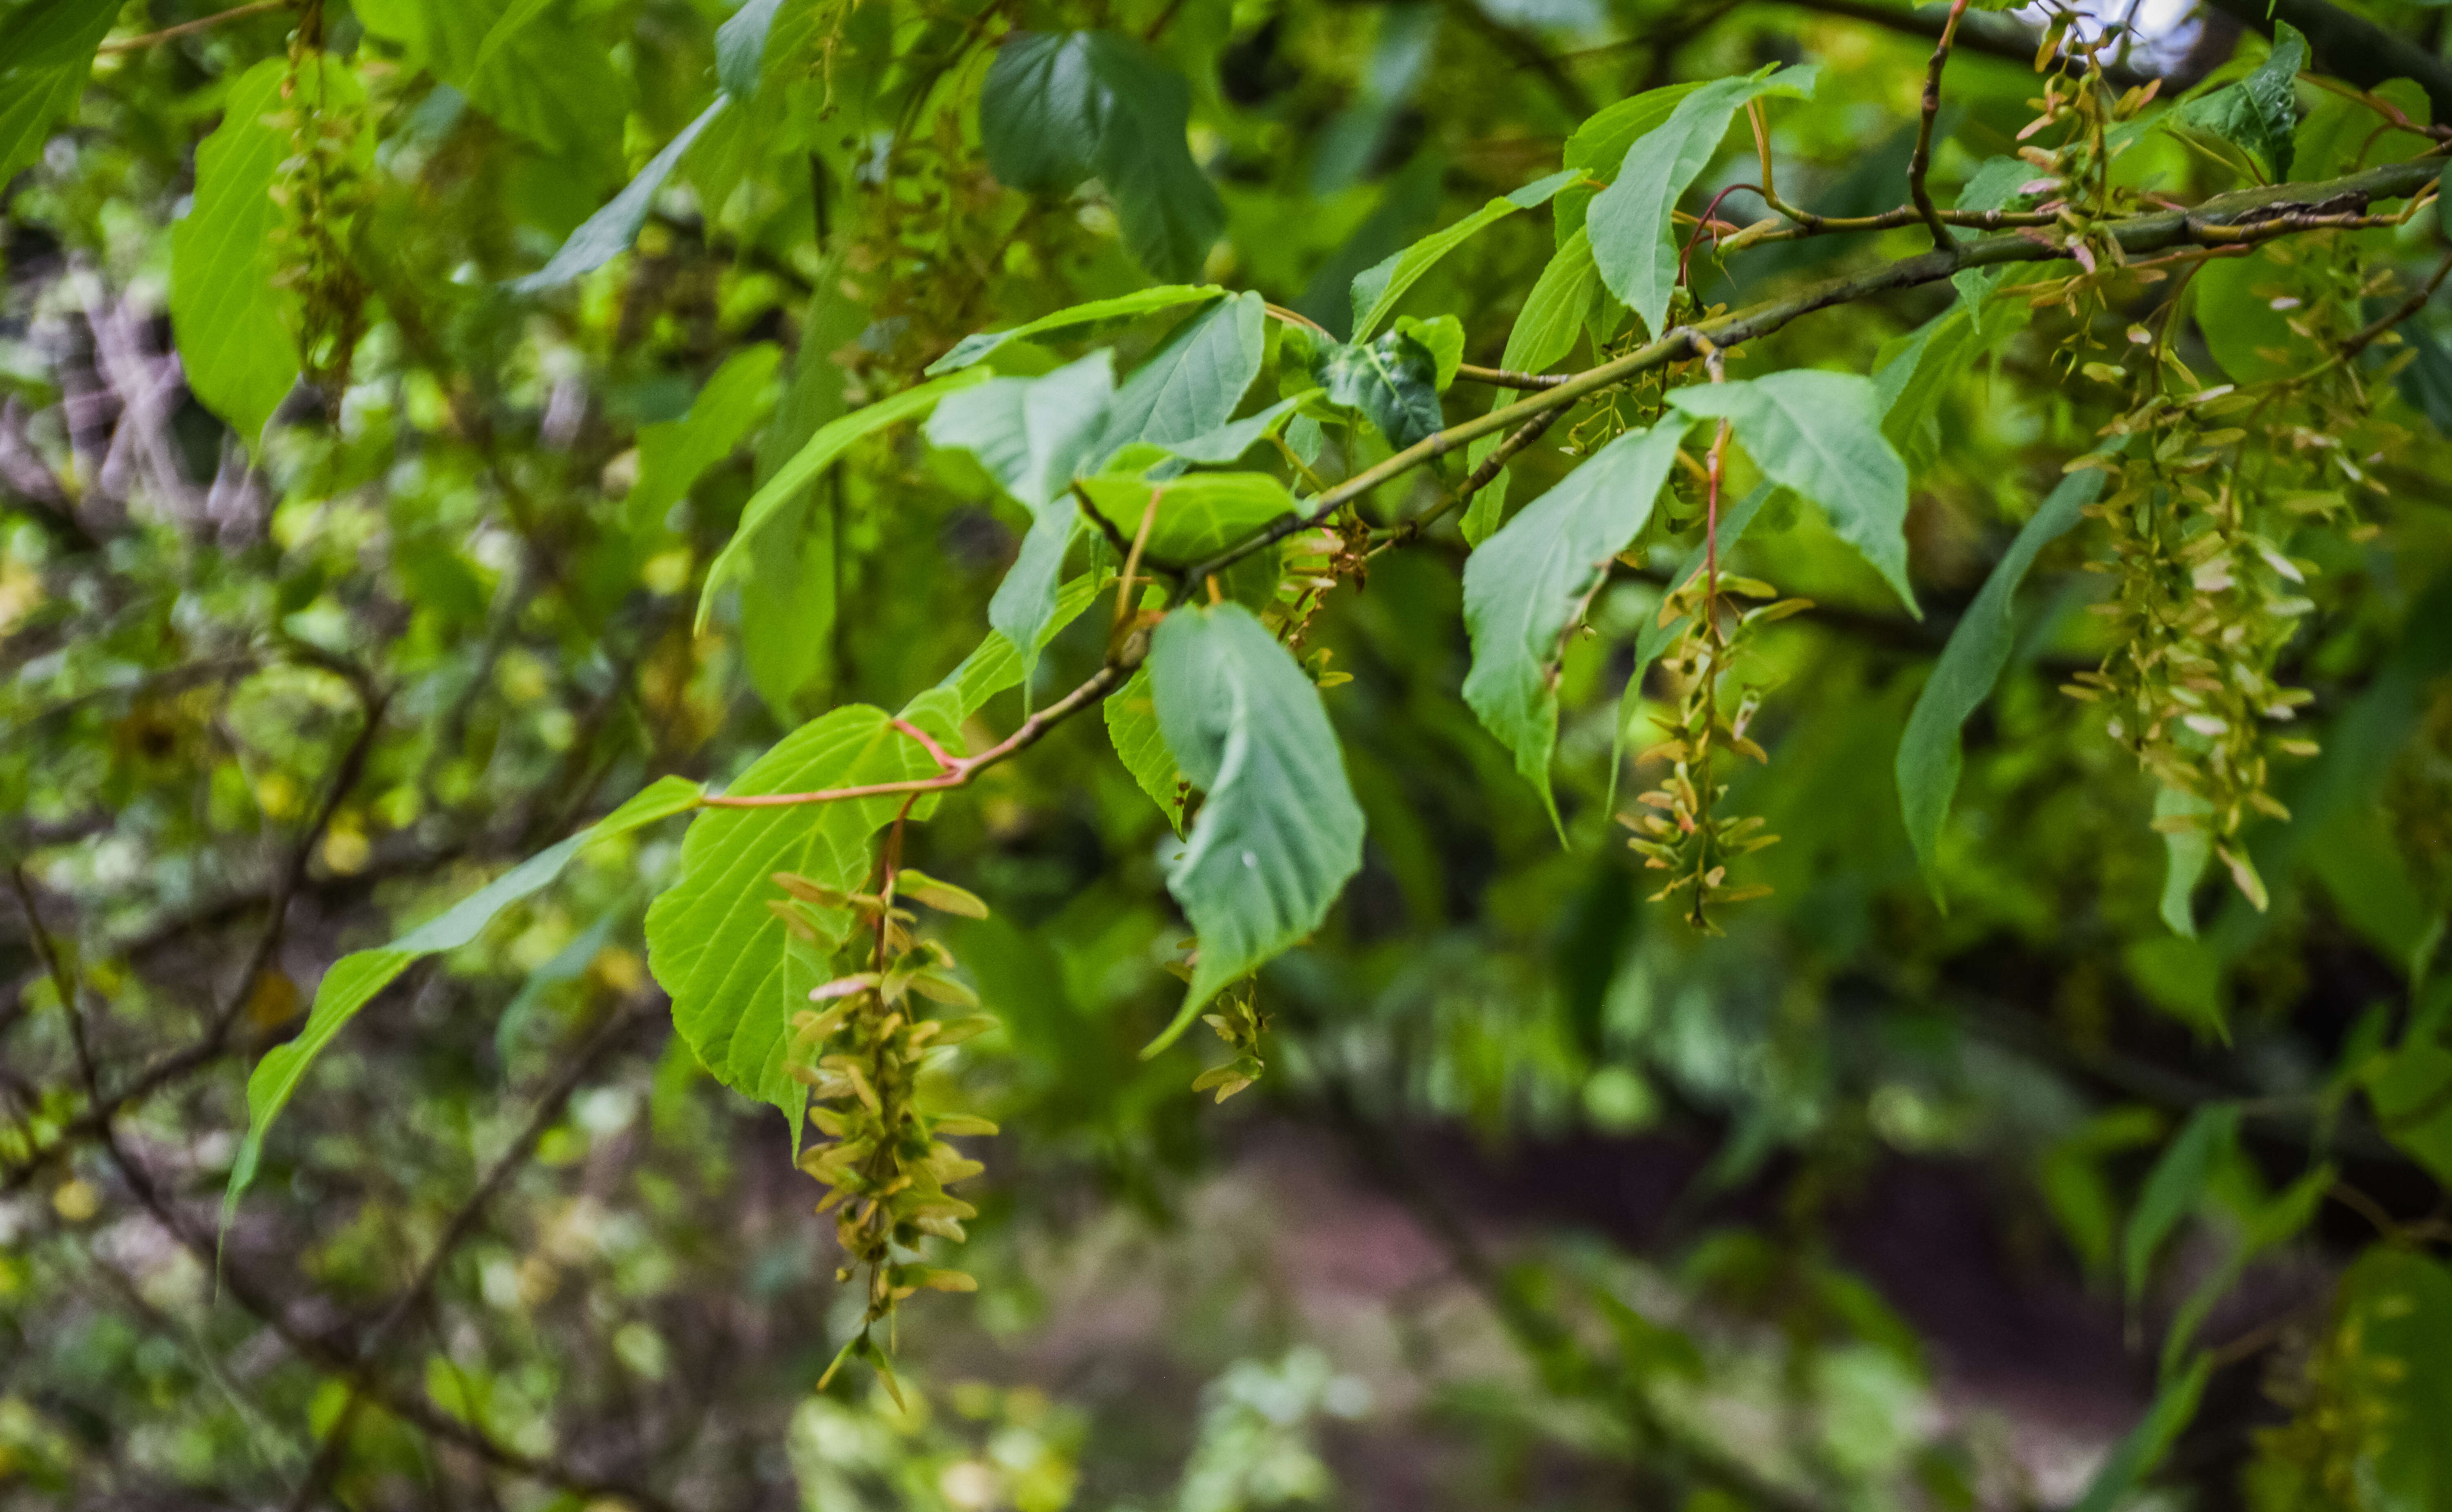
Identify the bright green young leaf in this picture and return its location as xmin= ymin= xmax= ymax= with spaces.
xmin=1144 ymin=603 xmax=1365 ymax=1053
xmin=627 ymin=342 xmax=782 ymax=532
xmin=169 ymin=60 xmax=363 ymax=443
xmin=1587 ymin=65 xmax=1817 ymax=338
xmin=1667 ymin=369 xmax=1919 ymax=615
xmin=224 ymin=776 xmax=705 ymax=1220
xmin=644 ymin=706 xmax=954 ymax=1121
xmin=2170 ymin=22 xmax=2306 ymax=181
xmin=354 ymin=0 xmax=622 ymax=161
xmin=1348 ymin=170 xmax=1575 ymax=340
xmin=2122 ymin=1102 xmax=2242 ymax=1307
xmin=508 ymin=98 xmax=730 ymax=295
xmin=926 ymin=286 xmax=1228 ymax=375
xmin=1564 ymin=82 xmax=1706 ymax=178
xmin=927 ymin=353 xmax=1118 ymax=677
xmin=2069 ymin=1353 xmax=2213 ymax=1512
xmin=1094 ymin=292 xmax=1265 ymax=461
xmin=1105 ymin=666 xmax=1188 ymax=833
xmin=2158 ymin=787 xmax=2216 ymax=938
xmin=1394 ymin=315 xmax=1465 ymax=390
xmin=1463 ymin=420 xmax=1690 ymax=829
xmin=1313 ymin=329 xmax=1444 ymax=450
xmin=933 ymin=574 xmax=1107 ymax=718
xmin=0 ymin=0 xmax=115 ymax=185
xmin=1076 ymin=471 xmax=1300 ymax=563
xmin=1895 ymin=469 xmax=2101 ymax=902
xmin=1504 ymin=227 xmax=1602 ymax=377
xmin=700 ymin=369 xmax=990 ymax=631
xmin=979 ymin=31 xmax=1225 ymax=281
xmin=742 ymin=286 xmax=868 ymax=726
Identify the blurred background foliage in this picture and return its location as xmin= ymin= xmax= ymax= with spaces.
xmin=10 ymin=0 xmax=2452 ymax=1507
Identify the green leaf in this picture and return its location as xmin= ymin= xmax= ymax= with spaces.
xmin=1463 ymin=420 xmax=1690 ymax=829
xmin=1144 ymin=603 xmax=1365 ymax=1053
xmin=1147 ymin=396 xmax=1307 ymax=465
xmin=2122 ymin=1102 xmax=2242 ymax=1308
xmin=1503 ymin=226 xmax=1602 ymax=377
xmin=1076 ymin=471 xmax=1300 ymax=563
xmin=0 ymin=0 xmax=118 ymax=70
xmin=1348 ymin=170 xmax=1574 ymax=340
xmin=2170 ymin=22 xmax=2305 ymax=181
xmin=1105 ymin=666 xmax=1188 ymax=834
xmin=932 ymin=574 xmax=1107 ymax=718
xmin=2068 ymin=1353 xmax=2211 ymax=1512
xmin=0 ymin=63 xmax=88 ymax=190
xmin=1564 ymin=83 xmax=1706 ymax=178
xmin=0 ymin=0 xmax=114 ymax=185
xmin=1587 ymin=65 xmax=1817 ymax=339
xmin=714 ymin=0 xmax=788 ymax=101
xmin=2159 ymin=1163 xmax=2330 ymax=1376
xmin=1873 ymin=296 xmax=2031 ymax=470
xmin=742 ymin=286 xmax=867 ymax=725
xmin=2157 ymin=787 xmax=2214 ymax=937
xmin=627 ymin=342 xmax=782 ymax=532
xmin=355 ymin=0 xmax=623 ymax=161
xmin=979 ymin=31 xmax=1225 ymax=281
xmin=1095 ymin=291 xmax=1265 ymax=460
xmin=926 ymin=286 xmax=1228 ymax=375
xmin=470 ymin=0 xmax=559 ymax=78
xmin=700 ymin=369 xmax=991 ymax=631
xmin=1313 ymin=329 xmax=1444 ymax=450
xmin=644 ymin=707 xmax=951 ymax=1118
xmin=926 ymin=352 xmax=1117 ymax=677
xmin=1394 ymin=314 xmax=1465 ymax=391
xmin=1666 ymin=369 xmax=1919 ymax=616
xmin=1949 ymin=156 xmax=2039 ymax=324
xmin=224 ymin=777 xmax=704 ymax=1220
xmin=508 ymin=98 xmax=730 ymax=295
xmin=2368 ymin=1036 xmax=2452 ymax=1186
xmin=169 ymin=60 xmax=354 ymax=442
xmin=1895 ymin=469 xmax=2100 ymax=903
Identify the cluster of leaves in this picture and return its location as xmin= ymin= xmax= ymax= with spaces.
xmin=20 ymin=0 xmax=2452 ymax=1505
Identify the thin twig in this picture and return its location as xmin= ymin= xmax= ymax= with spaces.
xmin=2336 ymin=245 xmax=2452 ymax=364
xmin=1909 ymin=0 xmax=1972 ymax=250
xmin=96 ymin=0 xmax=291 ymax=52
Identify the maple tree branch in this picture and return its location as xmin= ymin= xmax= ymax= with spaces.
xmin=96 ymin=0 xmax=290 ymax=52
xmin=1908 ymin=0 xmax=1971 ymax=250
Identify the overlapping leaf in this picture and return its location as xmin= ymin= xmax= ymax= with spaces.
xmin=1145 ymin=604 xmax=1365 ymax=1051
xmin=1463 ymin=421 xmax=1690 ymax=827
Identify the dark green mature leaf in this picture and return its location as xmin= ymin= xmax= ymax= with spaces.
xmin=1145 ymin=603 xmax=1365 ymax=1052
xmin=0 ymin=65 xmax=87 ymax=185
xmin=1348 ymin=171 xmax=1575 ymax=340
xmin=1587 ymin=65 xmax=1817 ymax=338
xmin=1313 ymin=329 xmax=1444 ymax=450
xmin=627 ymin=343 xmax=782 ymax=532
xmin=170 ymin=60 xmax=366 ymax=443
xmin=2069 ymin=1353 xmax=2212 ymax=1512
xmin=1667 ymin=370 xmax=1919 ymax=615
xmin=700 ymin=369 xmax=990 ymax=631
xmin=1105 ymin=667 xmax=1188 ymax=833
xmin=2123 ymin=1102 xmax=2242 ymax=1307
xmin=508 ymin=98 xmax=729 ymax=295
xmin=1896 ymin=469 xmax=2101 ymax=902
xmin=926 ymin=286 xmax=1228 ymax=375
xmin=1463 ymin=421 xmax=1690 ymax=828
xmin=2368 ymin=1036 xmax=2452 ymax=1186
xmin=645 ymin=705 xmax=955 ymax=1121
xmin=927 ymin=353 xmax=1118 ymax=674
xmin=1077 ymin=471 xmax=1300 ymax=562
xmin=226 ymin=777 xmax=705 ymax=1220
xmin=1149 ymin=396 xmax=1307 ymax=465
xmin=714 ymin=0 xmax=788 ymax=99
xmin=980 ymin=31 xmax=1226 ymax=281
xmin=1095 ymin=292 xmax=1266 ymax=460
xmin=2171 ymin=22 xmax=2306 ymax=181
